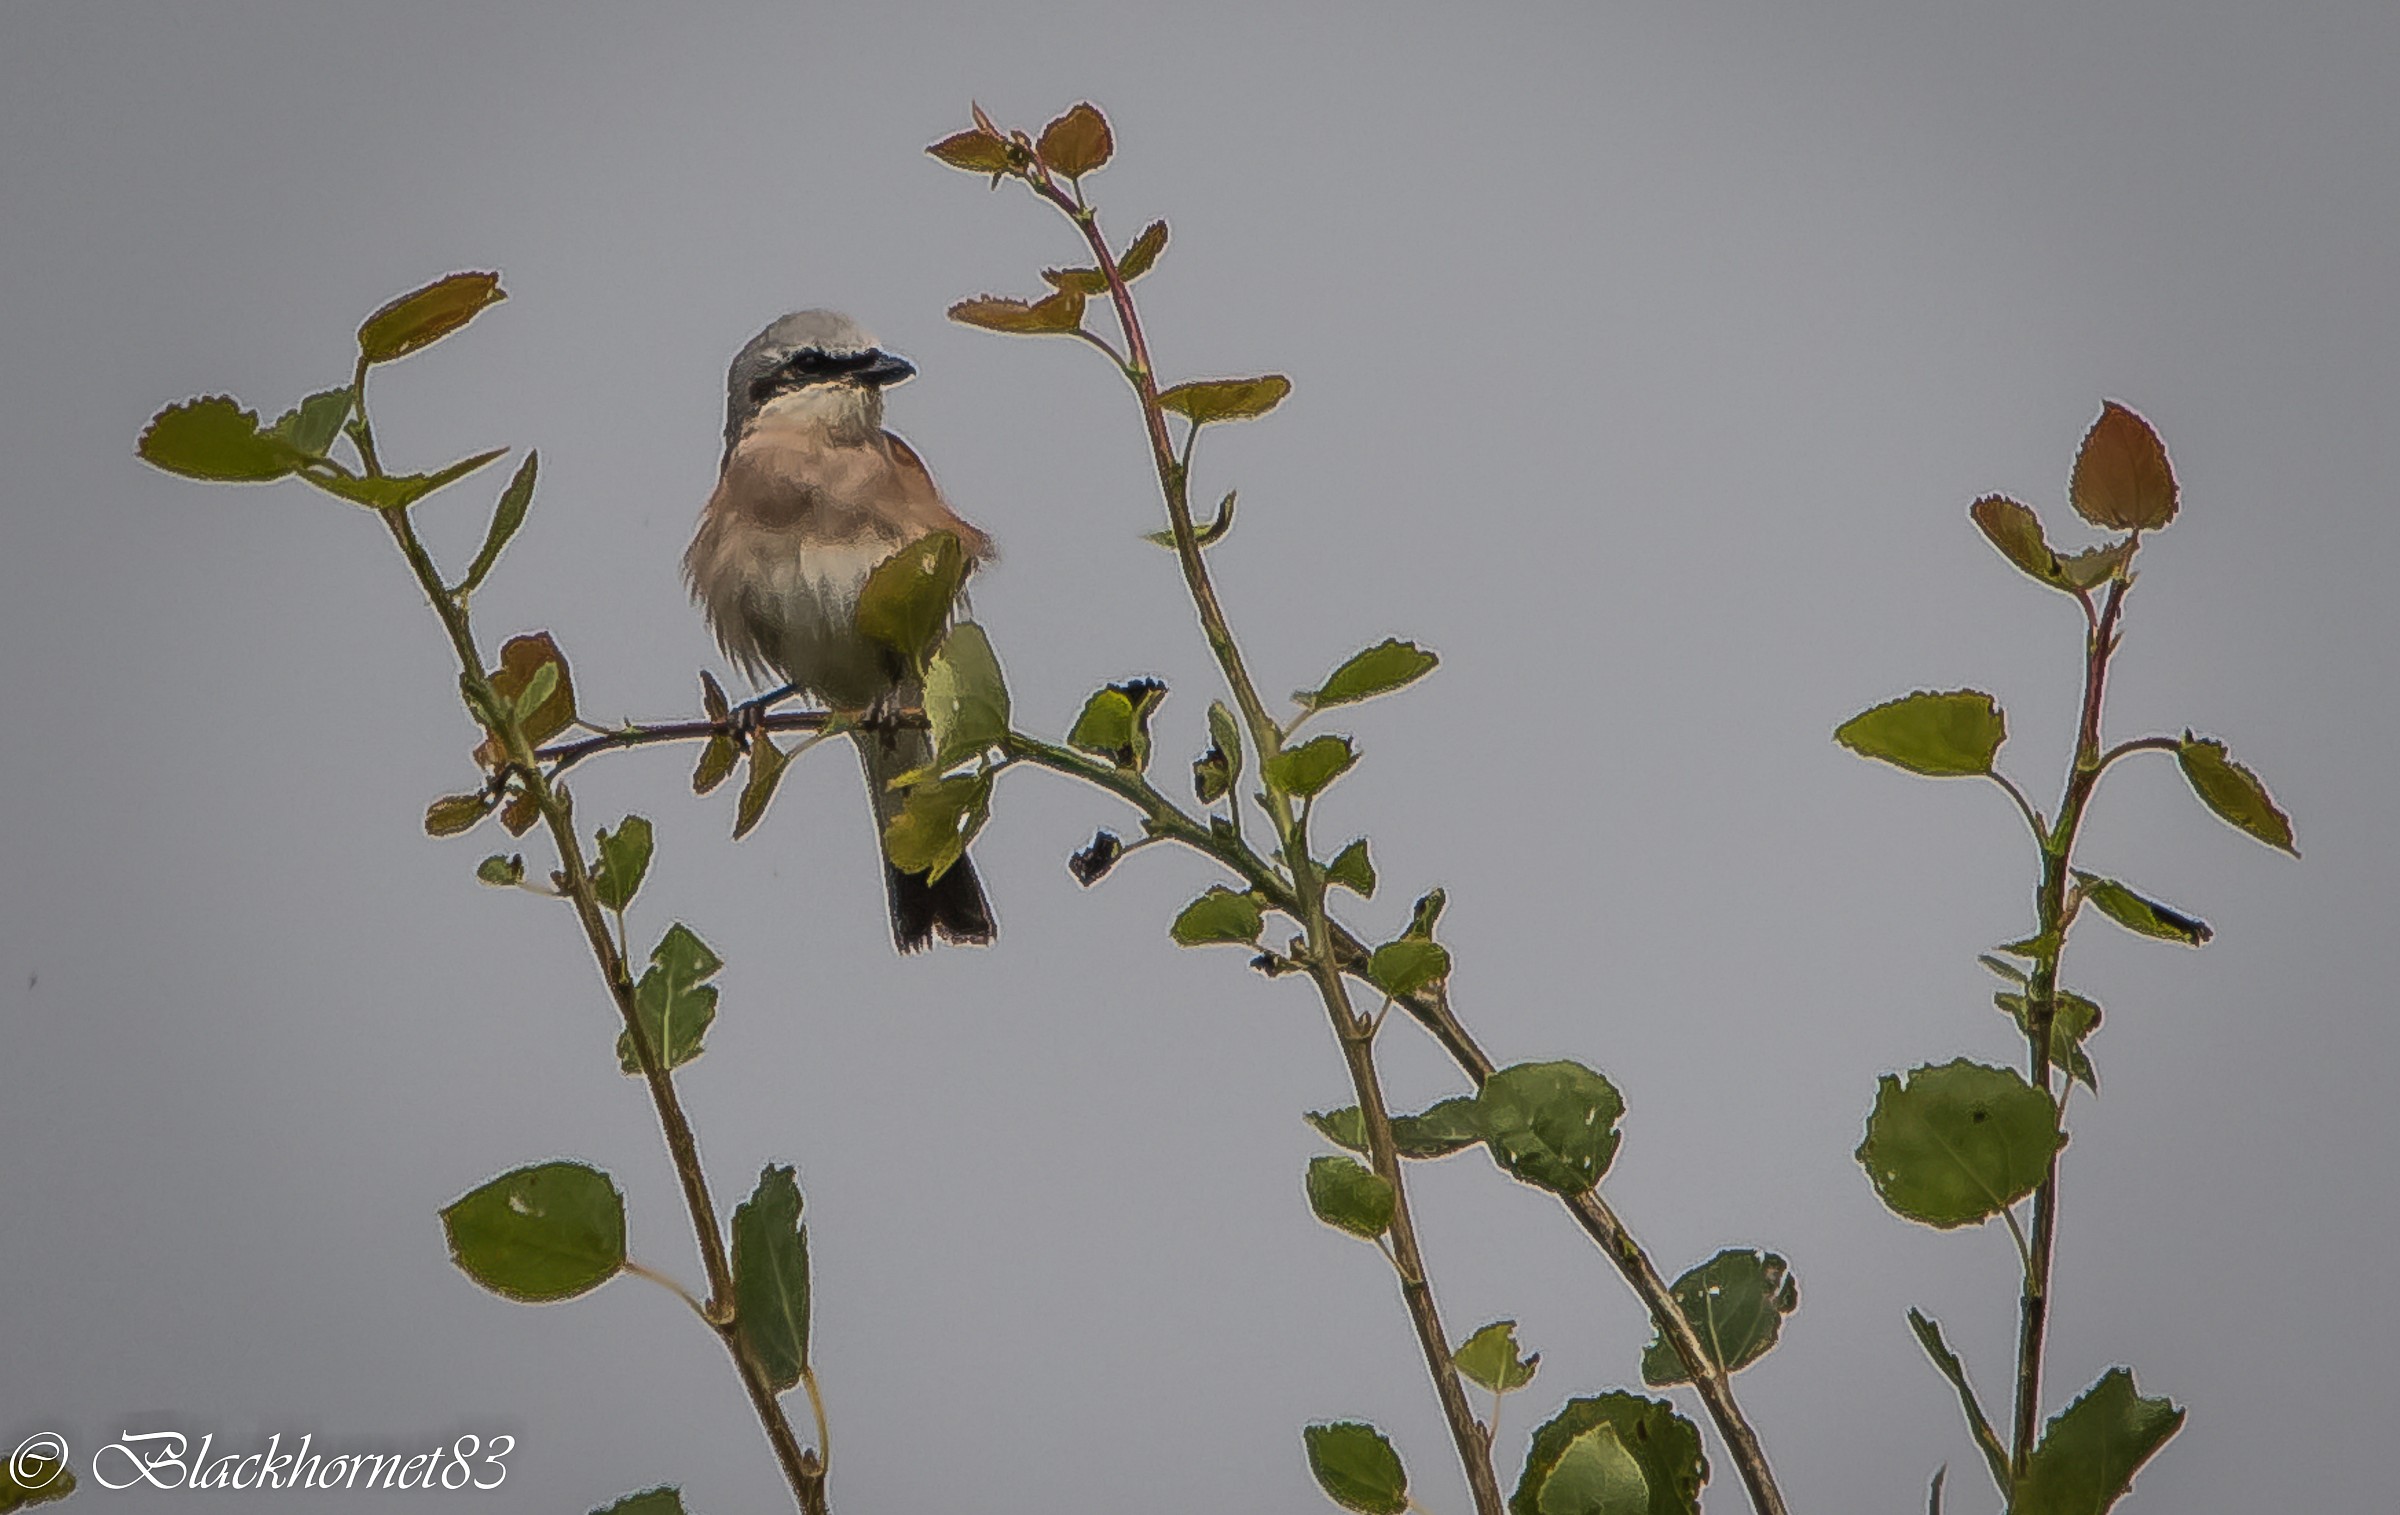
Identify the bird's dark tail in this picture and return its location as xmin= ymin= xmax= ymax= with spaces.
xmin=860 ymin=725 xmax=997 ymax=953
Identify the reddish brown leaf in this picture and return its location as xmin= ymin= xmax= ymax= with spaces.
xmin=927 ymin=129 xmax=1017 ymax=174
xmin=1037 ymin=102 xmax=1113 ymax=178
xmin=2070 ymin=401 xmax=2178 ymax=531
xmin=947 ymin=290 xmax=1086 ymax=335
xmin=1117 ymin=220 xmax=1168 ymax=281
xmin=1040 ymin=266 xmax=1111 ymax=295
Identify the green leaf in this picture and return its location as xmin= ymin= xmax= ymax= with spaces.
xmin=2074 ymin=873 xmax=2212 ymax=946
xmin=1640 ymin=1249 xmax=1799 ymax=1387
xmin=1536 ymin=1424 xmax=1651 ymax=1515
xmin=455 ymin=451 xmax=539 ymax=597
xmin=692 ymin=733 xmax=739 ymax=795
xmin=1300 ymin=638 xmax=1439 ymax=711
xmin=303 ymin=447 xmax=509 ymax=510
xmin=1191 ymin=699 xmax=1244 ymax=804
xmin=1407 ymin=888 xmax=1447 ymax=940
xmin=1303 ymin=1422 xmax=1408 ymax=1515
xmin=948 ymin=291 xmax=1086 ymax=336
xmin=2014 ymin=1368 xmax=2185 ymax=1515
xmin=441 ymin=1160 xmax=625 ymax=1302
xmin=2176 ymin=734 xmax=2297 ymax=855
xmin=1144 ymin=488 xmax=1237 ymax=549
xmin=591 ymin=1488 xmax=687 ymax=1515
xmin=357 ymin=271 xmax=506 ymax=364
xmin=2057 ymin=540 xmax=2136 ymax=590
xmin=1325 ymin=838 xmax=1376 ymax=897
xmin=1512 ymin=1395 xmax=1705 ymax=1515
xmin=485 ymin=631 xmax=577 ymax=746
xmin=592 ymin=815 xmax=655 ymax=912
xmin=0 ymin=1442 xmax=75 ymax=1511
xmin=1968 ymin=494 xmax=2069 ymax=589
xmin=425 ymin=792 xmax=490 ymax=837
xmin=476 ymin=853 xmax=524 ymax=886
xmin=138 ymin=396 xmax=305 ymax=481
xmin=617 ymin=923 xmax=722 ymax=1075
xmin=1158 ymin=374 xmax=1292 ymax=425
xmin=1266 ymin=734 xmax=1357 ymax=799
xmin=1036 ymin=101 xmax=1113 ymax=177
xmin=926 ymin=127 xmax=1018 ymax=174
xmin=732 ymin=1164 xmax=811 ymax=1390
xmin=1454 ymin=1319 xmax=1539 ymax=1394
xmin=882 ymin=772 xmax=991 ymax=883
xmin=1367 ymin=938 xmax=1451 ymax=999
xmin=1068 ymin=678 xmax=1166 ymax=770
xmin=1856 ymin=1059 xmax=2062 ymax=1228
xmin=1478 ymin=1060 xmax=1624 ymax=1196
xmin=514 ymin=662 xmax=560 ymax=725
xmin=268 ymin=387 xmax=355 ymax=458
xmin=1835 ymin=690 xmax=2006 ymax=777
xmin=1905 ymin=1308 xmax=2013 ymax=1501
xmin=1117 ymin=219 xmax=1169 ymax=280
xmin=1305 ymin=1154 xmax=1394 ymax=1239
xmin=1170 ymin=886 xmax=1263 ymax=946
xmin=855 ymin=531 xmax=966 ymax=670
xmin=924 ymin=622 xmax=1011 ymax=769
xmin=1993 ymin=990 xmax=2103 ymax=1093
xmin=2069 ymin=401 xmax=2178 ymax=532
xmin=733 ymin=733 xmax=793 ymax=840
xmin=1307 ymin=1095 xmax=1483 ymax=1159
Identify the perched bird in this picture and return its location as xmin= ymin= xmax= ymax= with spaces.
xmin=685 ymin=310 xmax=997 ymax=951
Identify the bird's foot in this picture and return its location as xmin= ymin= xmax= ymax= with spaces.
xmin=728 ymin=683 xmax=800 ymax=747
xmin=859 ymin=687 xmax=912 ymax=734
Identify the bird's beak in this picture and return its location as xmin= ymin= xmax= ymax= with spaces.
xmin=857 ymin=349 xmax=916 ymax=387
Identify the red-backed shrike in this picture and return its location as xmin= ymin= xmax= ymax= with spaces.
xmin=685 ymin=311 xmax=996 ymax=951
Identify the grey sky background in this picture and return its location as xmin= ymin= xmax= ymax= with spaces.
xmin=4 ymin=2 xmax=2394 ymax=1511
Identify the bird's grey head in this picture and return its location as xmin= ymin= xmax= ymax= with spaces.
xmin=722 ymin=309 xmax=916 ymax=453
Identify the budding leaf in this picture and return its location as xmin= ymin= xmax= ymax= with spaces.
xmin=1512 ymin=1395 xmax=1705 ymax=1515
xmin=1170 ymin=886 xmax=1262 ymax=946
xmin=731 ymin=1164 xmax=811 ymax=1391
xmin=2013 ymin=1368 xmax=2185 ymax=1515
xmin=618 ymin=922 xmax=721 ymax=1075
xmin=1036 ymin=101 xmax=1113 ymax=177
xmin=1266 ymin=734 xmax=1357 ymax=799
xmin=948 ymin=291 xmax=1086 ymax=335
xmin=855 ymin=531 xmax=965 ymax=671
xmin=1993 ymin=989 xmax=2103 ymax=1092
xmin=1455 ymin=1320 xmax=1540 ymax=1394
xmin=2070 ymin=401 xmax=2178 ymax=531
xmin=456 ymin=451 xmax=539 ymax=597
xmin=1640 ymin=1249 xmax=1799 ymax=1387
xmin=692 ymin=733 xmax=739 ymax=795
xmin=734 ymin=733 xmax=793 ymax=840
xmin=926 ymin=128 xmax=1017 ymax=174
xmin=1304 ymin=1154 xmax=1394 ymax=1239
xmin=2074 ymin=872 xmax=2211 ymax=946
xmin=1325 ymin=838 xmax=1376 ymax=897
xmin=425 ymin=793 xmax=490 ymax=837
xmin=138 ymin=396 xmax=305 ymax=482
xmin=1907 ymin=1309 xmax=2014 ymax=1499
xmin=1857 ymin=1059 xmax=2062 ymax=1229
xmin=1041 ymin=265 xmax=1111 ymax=295
xmin=2175 ymin=734 xmax=2296 ymax=855
xmin=1478 ymin=1060 xmax=1624 ymax=1196
xmin=1304 ymin=1422 xmax=1408 ymax=1515
xmin=1117 ymin=219 xmax=1169 ymax=280
xmin=475 ymin=853 xmax=524 ymax=886
xmin=441 ymin=1160 xmax=624 ymax=1303
xmin=357 ymin=271 xmax=506 ymax=364
xmin=1301 ymin=638 xmax=1439 ymax=711
xmin=592 ymin=815 xmax=655 ymax=912
xmin=1307 ymin=1096 xmax=1483 ymax=1160
xmin=1158 ymin=374 xmax=1292 ymax=425
xmin=1835 ymin=690 xmax=2006 ymax=777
